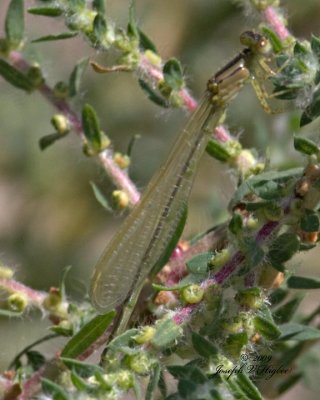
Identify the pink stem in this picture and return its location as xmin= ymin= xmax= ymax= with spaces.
xmin=0 ymin=278 xmax=46 ymax=304
xmin=263 ymin=6 xmax=291 ymax=41
xmin=19 ymin=365 xmax=47 ymax=400
xmin=139 ymin=55 xmax=198 ymax=111
xmin=8 ymin=51 xmax=141 ymax=207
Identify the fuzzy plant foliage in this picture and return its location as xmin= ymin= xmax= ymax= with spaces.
xmin=0 ymin=0 xmax=320 ymax=399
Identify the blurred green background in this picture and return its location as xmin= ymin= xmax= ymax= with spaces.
xmin=0 ymin=1 xmax=320 ymax=398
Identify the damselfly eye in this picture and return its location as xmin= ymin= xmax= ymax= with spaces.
xmin=257 ymin=37 xmax=271 ymax=54
xmin=240 ymin=31 xmax=270 ymax=55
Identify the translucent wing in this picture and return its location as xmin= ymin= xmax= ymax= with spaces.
xmin=90 ymin=94 xmax=219 ymax=313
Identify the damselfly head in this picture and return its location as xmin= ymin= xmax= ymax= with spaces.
xmin=240 ymin=31 xmax=271 ymax=55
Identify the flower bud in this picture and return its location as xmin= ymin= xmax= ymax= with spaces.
xmin=234 ymin=149 xmax=257 ymax=175
xmin=27 ymin=65 xmax=44 ymax=88
xmin=112 ymin=190 xmax=129 ymax=209
xmin=67 ymin=10 xmax=97 ymax=34
xmin=51 ymin=114 xmax=70 ymax=135
xmin=114 ymin=370 xmax=134 ymax=390
xmin=144 ymin=50 xmax=162 ymax=66
xmin=7 ymin=293 xmax=28 ymax=312
xmin=222 ymin=317 xmax=243 ymax=333
xmin=263 ymin=205 xmax=283 ymax=222
xmin=235 ymin=288 xmax=263 ymax=310
xmin=126 ymin=353 xmax=154 ymax=376
xmin=181 ymin=284 xmax=204 ymax=304
xmin=133 ymin=326 xmax=156 ymax=344
xmin=53 ymin=81 xmax=69 ymax=99
xmin=113 ymin=152 xmax=130 ymax=169
xmin=82 ymin=142 xmax=97 ymax=157
xmin=44 ymin=287 xmax=61 ymax=307
xmin=210 ymin=248 xmax=230 ymax=269
xmin=223 ymin=332 xmax=248 ymax=358
xmin=246 ymin=215 xmax=259 ymax=230
xmin=100 ymin=132 xmax=111 ymax=150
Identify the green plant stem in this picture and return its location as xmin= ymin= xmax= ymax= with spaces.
xmin=8 ymin=333 xmax=59 ymax=369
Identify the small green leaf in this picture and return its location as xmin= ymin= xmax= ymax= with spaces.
xmin=206 ymin=138 xmax=231 ymax=162
xmin=229 ymin=213 xmax=243 ymax=235
xmin=270 ymin=263 xmax=286 ymax=272
xmin=0 ymin=59 xmax=33 ymax=92
xmin=26 ymin=350 xmax=46 ymax=370
xmin=311 ymin=35 xmax=320 ymax=61
xmin=300 ymin=86 xmax=320 ymax=126
xmin=249 ymin=179 xmax=282 ymax=200
xmin=151 ymin=318 xmax=183 ymax=349
xmin=50 ymin=325 xmax=73 ymax=336
xmin=69 ymin=58 xmax=88 ymax=97
xmin=60 ymin=357 xmax=103 ymax=377
xmin=191 ymin=332 xmax=218 ymax=358
xmin=132 ymin=375 xmax=142 ymax=400
xmin=138 ymin=29 xmax=158 ymax=53
xmin=32 ymin=32 xmax=78 ymax=43
xmin=273 ymin=294 xmax=304 ymax=324
xmin=230 ymin=168 xmax=303 ymax=209
xmin=127 ymin=2 xmax=139 ymax=40
xmin=277 ymin=373 xmax=302 ymax=394
xmin=167 ymin=365 xmax=192 ymax=380
xmin=261 ymin=26 xmax=283 ymax=53
xmin=186 ymin=252 xmax=212 ymax=275
xmin=93 ymin=14 xmax=107 ymax=44
xmin=28 ymin=7 xmax=64 ymax=17
xmin=158 ymin=370 xmax=167 ymax=398
xmin=268 ymin=287 xmax=289 ymax=306
xmin=268 ymin=232 xmax=300 ymax=265
xmin=224 ymin=332 xmax=248 ymax=358
xmin=151 ymin=205 xmax=187 ymax=276
xmin=39 ymin=133 xmax=65 ymax=151
xmin=294 ymin=41 xmax=309 ymax=56
xmin=82 ymin=103 xmax=102 ymax=150
xmin=108 ymin=328 xmax=139 ymax=351
xmin=5 ymin=0 xmax=24 ymax=49
xmin=300 ymin=209 xmax=320 ymax=232
xmin=223 ymin=376 xmax=248 ymax=400
xmin=244 ymin=200 xmax=274 ymax=211
xmin=61 ymin=312 xmax=115 ymax=358
xmin=138 ymin=79 xmax=168 ymax=107
xmin=287 ymin=275 xmax=320 ymax=289
xmin=294 ymin=135 xmax=319 ymax=155
xmin=177 ymin=379 xmax=196 ymax=398
xmin=235 ymin=373 xmax=263 ymax=400
xmin=70 ymin=371 xmax=93 ymax=391
xmin=92 ymin=0 xmax=106 ymax=14
xmin=300 ymin=111 xmax=313 ymax=127
xmin=279 ymin=323 xmax=320 ymax=341
xmin=41 ymin=378 xmax=69 ymax=400
xmin=146 ymin=363 xmax=161 ymax=400
xmin=89 ymin=181 xmax=112 ymax=211
xmin=163 ymin=58 xmax=184 ymax=90
xmin=253 ymin=315 xmax=281 ymax=340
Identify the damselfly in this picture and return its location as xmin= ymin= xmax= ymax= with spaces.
xmin=90 ymin=31 xmax=272 ymax=329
